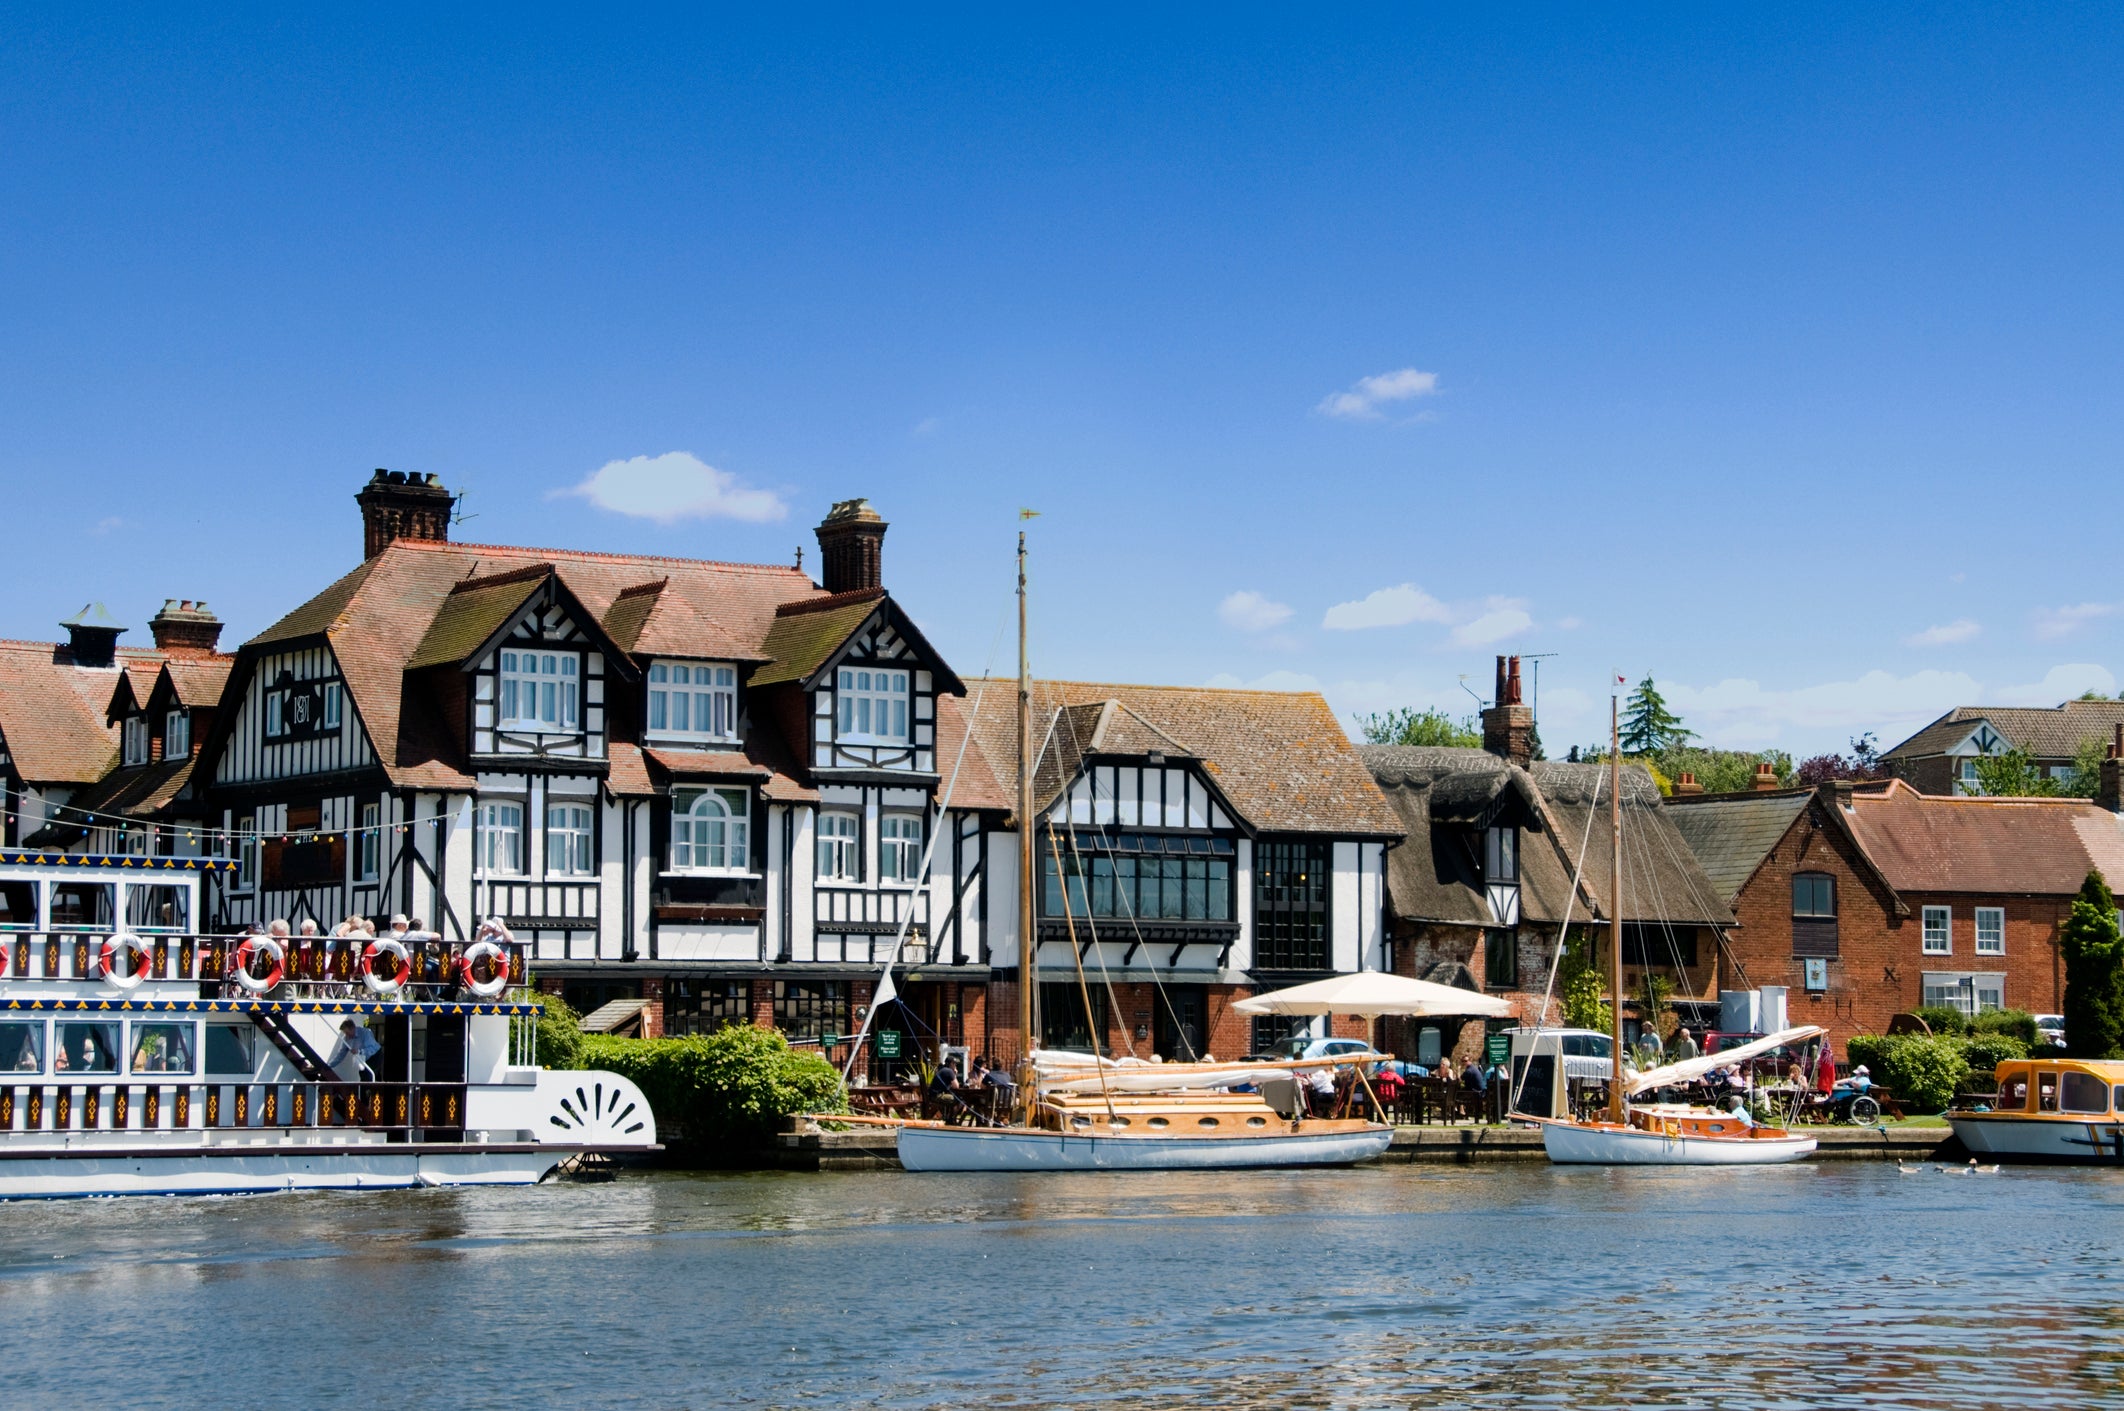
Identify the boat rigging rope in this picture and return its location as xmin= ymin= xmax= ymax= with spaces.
xmin=1047 ymin=828 xmax=1119 ymax=1124
xmin=1507 ymin=765 xmax=1605 ymax=1116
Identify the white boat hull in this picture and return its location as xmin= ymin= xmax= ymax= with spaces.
xmin=0 ymin=1144 xmax=572 ymax=1199
xmin=897 ymin=1124 xmax=1393 ymax=1172
xmin=1948 ymin=1115 xmax=2124 ymax=1162
xmin=1535 ymin=1118 xmax=1817 ymax=1166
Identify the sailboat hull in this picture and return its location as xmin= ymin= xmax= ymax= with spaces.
xmin=897 ymin=1123 xmax=1393 ymax=1172
xmin=1531 ymin=1117 xmax=1817 ymax=1166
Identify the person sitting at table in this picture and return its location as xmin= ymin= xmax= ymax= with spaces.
xmin=1837 ymin=1064 xmax=1874 ymax=1094
xmin=1436 ymin=1054 xmax=1458 ymax=1086
xmin=1306 ymin=1065 xmax=1336 ymax=1117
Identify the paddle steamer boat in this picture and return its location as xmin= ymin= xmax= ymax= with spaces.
xmin=0 ymin=849 xmax=655 ymax=1198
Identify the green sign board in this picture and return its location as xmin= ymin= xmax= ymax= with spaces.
xmin=1485 ymin=1033 xmax=1510 ymax=1067
xmin=875 ymin=1029 xmax=903 ymax=1059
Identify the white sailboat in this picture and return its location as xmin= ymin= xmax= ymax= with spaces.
xmin=892 ymin=529 xmax=1392 ymax=1172
xmin=1521 ymin=692 xmax=1820 ymax=1166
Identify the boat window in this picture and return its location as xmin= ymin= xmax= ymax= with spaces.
xmin=2037 ymin=1075 xmax=2059 ymax=1112
xmin=53 ymin=1022 xmax=120 ymax=1074
xmin=124 ymin=884 xmax=189 ymax=933
xmin=1246 ymin=1116 xmax=1268 ymax=1128
xmin=2115 ymin=1086 xmax=2124 ymax=1113
xmin=0 ymin=1022 xmax=43 ymax=1074
xmin=1197 ymin=1116 xmax=1219 ymax=1128
xmin=0 ymin=880 xmax=36 ymax=930
xmin=128 ymin=1023 xmax=195 ymax=1076
xmin=1146 ymin=1116 xmax=1170 ymax=1129
xmin=203 ymin=1024 xmax=256 ymax=1076
xmin=1998 ymin=1072 xmax=2030 ymax=1110
xmin=48 ymin=883 xmax=114 ymax=931
xmin=2060 ymin=1071 xmax=2109 ymax=1114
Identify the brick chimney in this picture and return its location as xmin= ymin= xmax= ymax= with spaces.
xmin=1752 ymin=761 xmax=1780 ymax=791
xmin=1672 ymin=771 xmax=1703 ymax=796
xmin=356 ymin=469 xmax=456 ymax=559
xmin=2100 ymin=725 xmax=2124 ymax=815
xmin=58 ymin=603 xmax=125 ymax=669
xmin=148 ymin=599 xmax=223 ymax=657
xmin=815 ymin=498 xmax=888 ymax=595
xmin=1481 ymin=655 xmax=1535 ymax=768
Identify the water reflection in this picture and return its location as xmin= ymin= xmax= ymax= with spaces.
xmin=0 ymin=1165 xmax=2118 ymax=1408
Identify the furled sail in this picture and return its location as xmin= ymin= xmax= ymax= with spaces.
xmin=1031 ymin=1048 xmax=1380 ymax=1095
xmin=1625 ymin=1025 xmax=1826 ymax=1097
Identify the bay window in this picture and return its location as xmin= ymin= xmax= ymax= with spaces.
xmin=818 ymin=811 xmax=860 ymax=881
xmin=836 ymin=668 xmax=909 ymax=743
xmin=648 ymin=662 xmax=737 ymax=741
xmin=480 ymin=801 xmax=525 ymax=874
xmin=672 ymin=788 xmax=749 ymax=873
xmin=547 ymin=803 xmax=595 ymax=876
xmin=879 ymin=814 xmax=923 ymax=883
xmin=1039 ymin=836 xmax=1234 ymax=922
xmin=498 ymin=650 xmax=579 ymax=732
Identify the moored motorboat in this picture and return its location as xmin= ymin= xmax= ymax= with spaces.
xmin=1947 ymin=1057 xmax=2124 ymax=1162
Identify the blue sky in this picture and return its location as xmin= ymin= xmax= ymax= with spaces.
xmin=5 ymin=7 xmax=2123 ymax=756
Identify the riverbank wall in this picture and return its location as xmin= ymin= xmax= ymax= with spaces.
xmin=765 ymin=1123 xmax=1962 ymax=1171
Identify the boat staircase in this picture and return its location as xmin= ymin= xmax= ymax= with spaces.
xmin=252 ymin=1009 xmax=337 ymax=1081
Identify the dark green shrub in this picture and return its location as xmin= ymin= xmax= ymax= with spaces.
xmin=531 ymin=987 xmax=584 ymax=1070
xmin=1959 ymin=1032 xmax=2029 ymax=1077
xmin=1910 ymin=1005 xmax=1969 ymax=1037
xmin=2062 ymin=870 xmax=2124 ymax=1059
xmin=1969 ymin=1009 xmax=2039 ymax=1046
xmin=579 ymin=1025 xmax=848 ymax=1144
xmin=1872 ymin=1035 xmax=1970 ymax=1113
xmin=1844 ymin=1034 xmax=1894 ymax=1075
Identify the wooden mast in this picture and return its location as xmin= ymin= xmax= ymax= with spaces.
xmin=1016 ymin=529 xmax=1036 ymax=1121
xmin=1608 ymin=688 xmax=1626 ymax=1123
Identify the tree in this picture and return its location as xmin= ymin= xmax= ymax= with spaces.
xmin=2059 ymin=735 xmax=2108 ymax=799
xmin=1620 ymin=677 xmax=1694 ymax=754
xmin=2061 ymin=869 xmax=2124 ymax=1060
xmin=1963 ymin=748 xmax=2058 ymax=797
xmin=1355 ymin=707 xmax=1481 ymax=748
xmin=1660 ymin=745 xmax=1793 ymax=793
xmin=1558 ymin=929 xmax=1612 ymax=1033
xmin=1795 ymin=733 xmax=1890 ymax=787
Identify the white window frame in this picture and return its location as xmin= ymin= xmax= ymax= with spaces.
xmin=233 ymin=816 xmax=256 ymax=893
xmin=497 ymin=650 xmax=580 ymax=733
xmin=1975 ymin=906 xmax=2005 ymax=956
xmin=546 ymin=803 xmax=595 ymax=876
xmin=1922 ymin=971 xmax=2006 ymax=1016
xmin=1921 ymin=906 xmax=1952 ymax=955
xmin=264 ymin=692 xmax=284 ymax=739
xmin=122 ymin=716 xmax=149 ymax=766
xmin=164 ymin=709 xmax=190 ymax=760
xmin=647 ymin=662 xmax=738 ymax=743
xmin=1957 ymin=758 xmax=1981 ymax=794
xmin=879 ymin=813 xmax=923 ymax=884
xmin=322 ymin=681 xmax=342 ymax=730
xmin=835 ymin=668 xmax=910 ymax=744
xmin=356 ymin=803 xmax=380 ymax=882
xmin=817 ymin=811 xmax=860 ymax=882
xmin=480 ymin=801 xmax=526 ymax=875
xmin=671 ymin=788 xmax=750 ymax=874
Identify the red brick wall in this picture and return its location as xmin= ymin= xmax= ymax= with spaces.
xmin=1894 ymin=892 xmax=2067 ymax=1019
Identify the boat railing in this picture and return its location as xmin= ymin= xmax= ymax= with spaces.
xmin=0 ymin=930 xmax=527 ymax=999
xmin=0 ymin=1078 xmax=481 ymax=1140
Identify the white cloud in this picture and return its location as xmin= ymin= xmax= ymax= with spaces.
xmin=1556 ymin=616 xmax=1583 ymax=631
xmin=1218 ymin=590 xmax=1294 ymax=633
xmin=911 ymin=417 xmax=942 ymax=437
xmin=2034 ymin=602 xmax=2119 ymax=641
xmin=1655 ymin=669 xmax=1981 ymax=750
xmin=1449 ymin=600 xmax=1533 ymax=648
xmin=1905 ymin=619 xmax=1981 ymax=647
xmin=1315 ymin=367 xmax=1440 ymax=421
xmin=556 ymin=452 xmax=787 ymax=524
xmin=1322 ymin=583 xmax=1453 ymax=631
xmin=1990 ymin=663 xmax=2118 ymax=706
xmin=1202 ymin=669 xmax=1325 ymax=693
xmin=89 ymin=517 xmax=123 ymax=535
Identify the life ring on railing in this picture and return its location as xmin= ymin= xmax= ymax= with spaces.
xmin=458 ymin=940 xmax=510 ymax=999
xmin=99 ymin=933 xmax=152 ymax=990
xmin=231 ymin=937 xmax=285 ymax=994
xmin=361 ymin=937 xmax=413 ymax=996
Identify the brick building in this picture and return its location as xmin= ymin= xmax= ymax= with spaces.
xmin=1666 ymin=776 xmax=2124 ymax=1047
xmin=1881 ymin=698 xmax=2124 ymax=795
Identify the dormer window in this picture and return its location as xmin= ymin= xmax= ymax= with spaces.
xmin=648 ymin=662 xmax=737 ymax=742
xmin=122 ymin=716 xmax=149 ymax=766
xmin=499 ymin=650 xmax=579 ymax=732
xmin=1484 ymin=826 xmax=1518 ymax=884
xmin=164 ymin=710 xmax=190 ymax=759
xmin=672 ymin=788 xmax=750 ymax=873
xmin=836 ymin=668 xmax=909 ymax=743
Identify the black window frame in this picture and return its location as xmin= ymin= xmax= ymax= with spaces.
xmin=1791 ymin=872 xmax=1840 ymax=959
xmin=1484 ymin=825 xmax=1518 ymax=884
xmin=772 ymin=979 xmax=849 ymax=1042
xmin=1484 ymin=926 xmax=1519 ymax=989
xmin=1620 ymin=923 xmax=1698 ymax=969
xmin=1039 ymin=981 xmax=1107 ymax=1052
xmin=1254 ymin=838 xmax=1332 ymax=970
xmin=1038 ymin=833 xmax=1234 ymax=923
xmin=665 ymin=978 xmax=752 ymax=1037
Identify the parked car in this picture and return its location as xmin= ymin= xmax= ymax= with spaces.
xmin=2034 ymin=1013 xmax=2066 ymax=1048
xmin=1260 ymin=1035 xmax=1380 ymax=1063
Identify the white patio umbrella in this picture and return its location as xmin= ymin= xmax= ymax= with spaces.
xmin=1231 ymin=971 xmax=1515 ymax=1019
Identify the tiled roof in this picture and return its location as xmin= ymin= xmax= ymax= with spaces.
xmin=404 ymin=568 xmax=549 ymax=670
xmin=964 ymin=678 xmax=1403 ymax=836
xmin=748 ymin=593 xmax=886 ymax=688
xmin=600 ymin=580 xmax=761 ymax=663
xmin=232 ymin=538 xmax=824 ymax=790
xmin=1840 ymin=778 xmax=2124 ymax=896
xmin=160 ymin=658 xmax=233 ymax=710
xmin=1529 ymin=761 xmax=1734 ymax=926
xmin=1663 ymin=790 xmax=1814 ymax=905
xmin=22 ymin=756 xmax=196 ymax=845
xmin=1883 ymin=700 xmax=2124 ymax=761
xmin=0 ymin=640 xmax=138 ymax=785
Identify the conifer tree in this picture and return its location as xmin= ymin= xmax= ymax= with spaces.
xmin=2061 ymin=869 xmax=2124 ymax=1059
xmin=1619 ymin=676 xmax=1695 ymax=754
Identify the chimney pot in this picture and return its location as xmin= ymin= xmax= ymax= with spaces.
xmin=148 ymin=598 xmax=224 ymax=657
xmin=1481 ymin=654 xmax=1536 ymax=768
xmin=1752 ymin=761 xmax=1780 ymax=791
xmin=1674 ymin=771 xmax=1703 ymax=795
xmin=356 ymin=468 xmax=457 ymax=559
xmin=815 ymin=498 xmax=889 ymax=595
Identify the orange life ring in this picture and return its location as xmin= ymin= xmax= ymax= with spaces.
xmin=231 ymin=937 xmax=285 ymax=993
xmin=361 ymin=937 xmax=413 ymax=995
xmin=99 ymin=933 xmax=152 ymax=989
xmin=458 ymin=940 xmax=510 ymax=998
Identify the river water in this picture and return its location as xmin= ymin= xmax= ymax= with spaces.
xmin=0 ymin=1162 xmax=2117 ymax=1409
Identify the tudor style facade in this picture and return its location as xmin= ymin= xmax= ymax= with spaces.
xmin=1882 ymin=698 xmax=2124 ymax=795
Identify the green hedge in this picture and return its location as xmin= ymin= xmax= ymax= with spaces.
xmin=529 ymin=988 xmax=585 ymax=1070
xmin=1842 ymin=1034 xmax=1970 ymax=1113
xmin=1969 ymin=1009 xmax=2040 ymax=1046
xmin=1910 ymin=1005 xmax=1969 ymax=1037
xmin=577 ymin=1026 xmax=848 ymax=1144
xmin=1960 ymin=1032 xmax=2029 ymax=1076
